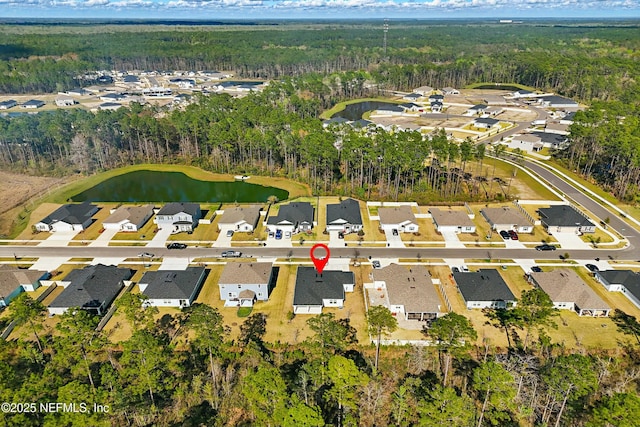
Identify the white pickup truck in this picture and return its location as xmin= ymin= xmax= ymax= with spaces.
xmin=221 ymin=251 xmax=242 ymax=258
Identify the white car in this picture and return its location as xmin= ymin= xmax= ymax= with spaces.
xmin=460 ymin=265 xmax=469 ymax=272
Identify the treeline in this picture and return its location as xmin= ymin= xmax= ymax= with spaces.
xmin=556 ymin=100 xmax=640 ymax=203
xmin=2 ymin=292 xmax=639 ymax=426
xmin=0 ymin=22 xmax=639 ymax=102
xmin=0 ymin=82 xmax=507 ymax=203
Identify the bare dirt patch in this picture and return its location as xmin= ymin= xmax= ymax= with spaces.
xmin=0 ymin=171 xmax=71 ymax=237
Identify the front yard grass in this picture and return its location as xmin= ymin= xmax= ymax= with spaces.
xmin=111 ymin=217 xmax=159 ymax=241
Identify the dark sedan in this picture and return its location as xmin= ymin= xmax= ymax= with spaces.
xmin=535 ymin=244 xmax=557 ymax=251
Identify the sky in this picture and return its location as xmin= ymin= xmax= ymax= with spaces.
xmin=0 ymin=0 xmax=639 ymax=20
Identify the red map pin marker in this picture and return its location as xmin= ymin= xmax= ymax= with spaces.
xmin=310 ymin=243 xmax=330 ymax=274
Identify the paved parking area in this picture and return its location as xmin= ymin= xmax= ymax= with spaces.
xmin=38 ymin=231 xmax=79 ymax=247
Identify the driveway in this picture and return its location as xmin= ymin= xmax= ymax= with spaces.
xmin=513 ymin=259 xmax=538 ymax=274
xmin=29 ymin=257 xmax=70 ymax=271
xmin=159 ymin=257 xmax=190 ymax=270
xmin=328 ymin=231 xmax=344 ymax=248
xmin=440 ymin=230 xmax=465 ymax=248
xmin=89 ymin=228 xmax=119 ymax=247
xmin=213 ymin=227 xmax=234 ymax=248
xmin=38 ymin=231 xmax=80 ymax=247
xmin=504 ymin=238 xmax=527 ymax=249
xmin=147 ymin=227 xmax=173 ymax=248
xmin=383 ymin=230 xmax=405 ymax=248
xmin=552 ymin=232 xmax=592 ymax=250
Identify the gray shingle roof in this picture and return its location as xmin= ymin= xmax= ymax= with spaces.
xmin=326 ymin=199 xmax=362 ymax=226
xmin=49 ymin=264 xmax=132 ymax=311
xmin=475 ymin=117 xmax=499 ymax=126
xmin=38 ymin=202 xmax=98 ymax=226
xmin=293 ymin=267 xmax=354 ymax=306
xmin=372 ymin=264 xmax=441 ymax=314
xmin=219 ymin=262 xmax=272 ymax=285
xmin=157 ymin=202 xmax=200 ymax=217
xmin=597 ymin=270 xmax=640 ymax=300
xmin=267 ymin=202 xmax=314 ymax=226
xmin=530 ymin=269 xmax=609 ymax=310
xmin=538 ymin=205 xmax=595 ymax=228
xmin=139 ymin=267 xmax=206 ymax=300
xmin=453 ymin=269 xmax=515 ymax=303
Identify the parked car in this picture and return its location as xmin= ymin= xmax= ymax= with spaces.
xmin=531 ymin=266 xmax=543 ymax=273
xmin=268 ymin=231 xmax=275 ymax=238
xmin=585 ymin=264 xmax=599 ymax=272
xmin=499 ymin=230 xmax=510 ymax=240
xmin=284 ymin=231 xmax=291 ymax=239
xmin=338 ymin=232 xmax=344 ymax=239
xmin=392 ymin=229 xmax=399 ymax=236
xmin=372 ymin=260 xmax=381 ymax=269
xmin=221 ymin=251 xmax=242 ymax=258
xmin=460 ymin=265 xmax=469 ymax=272
xmin=508 ymin=230 xmax=518 ymax=240
xmin=275 ymin=230 xmax=283 ymax=240
xmin=138 ymin=252 xmax=154 ymax=258
xmin=451 ymin=267 xmax=460 ymax=273
xmin=226 ymin=230 xmax=234 ymax=237
xmin=166 ymin=242 xmax=187 ymax=249
xmin=535 ymin=244 xmax=557 ymax=251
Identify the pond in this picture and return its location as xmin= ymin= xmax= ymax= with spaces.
xmin=71 ymin=170 xmax=289 ymax=203
xmin=473 ymin=84 xmax=523 ymax=91
xmin=332 ymin=101 xmax=401 ymax=121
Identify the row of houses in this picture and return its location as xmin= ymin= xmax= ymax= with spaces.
xmin=0 ymin=99 xmax=46 ymax=110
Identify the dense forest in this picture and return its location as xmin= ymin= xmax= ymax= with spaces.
xmin=0 ymin=21 xmax=639 ymax=102
xmin=1 ymin=292 xmax=640 ymax=427
xmin=0 ymin=82 xmax=502 ymax=203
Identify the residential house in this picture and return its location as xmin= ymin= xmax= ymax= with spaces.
xmin=474 ymin=117 xmax=500 ymax=129
xmin=169 ymin=78 xmax=196 ymax=89
xmin=453 ymin=269 xmax=516 ymax=309
xmin=143 ymin=87 xmax=172 ymax=97
xmin=400 ymin=103 xmax=423 ymax=113
xmin=413 ymin=86 xmax=433 ymax=95
xmin=292 ymin=267 xmax=355 ymax=314
xmin=544 ymin=122 xmax=570 ymax=135
xmin=559 ymin=112 xmax=576 ymax=125
xmin=55 ymin=95 xmax=78 ymax=107
xmin=483 ymin=95 xmax=506 ymax=105
xmin=428 ymin=94 xmax=444 ymax=103
xmin=103 ymin=204 xmax=155 ymax=232
xmin=528 ymin=269 xmax=610 ymax=317
xmin=35 ymin=202 xmax=99 ymax=232
xmin=326 ymin=198 xmax=363 ymax=234
xmin=99 ymin=93 xmax=126 ymax=102
xmin=0 ymin=99 xmax=17 ymax=110
xmin=97 ymin=102 xmax=123 ymax=111
xmin=0 ymin=266 xmax=49 ymax=307
xmin=21 ymin=99 xmax=45 ymax=109
xmin=430 ymin=101 xmax=443 ymax=113
xmin=429 ymin=208 xmax=476 ymax=233
xmin=139 ymin=267 xmax=206 ymax=308
xmin=155 ymin=202 xmax=201 ymax=233
xmin=511 ymin=89 xmax=534 ymax=98
xmin=376 ymin=105 xmax=405 ymax=115
xmin=485 ymin=106 xmax=504 ymax=116
xmin=441 ymin=87 xmax=460 ymax=95
xmin=48 ymin=264 xmax=133 ymax=316
xmin=594 ymin=270 xmax=640 ymax=309
xmin=219 ymin=205 xmax=262 ymax=232
xmin=378 ymin=206 xmax=419 ymax=233
xmin=370 ymin=264 xmax=443 ymax=321
xmin=538 ymin=205 xmax=596 ymax=233
xmin=481 ymin=207 xmax=533 ymax=233
xmin=508 ymin=134 xmax=544 ymax=153
xmin=537 ymin=96 xmax=579 ymax=109
xmin=266 ymin=202 xmax=314 ymax=234
xmin=218 ymin=262 xmax=274 ymax=306
xmin=402 ymin=93 xmax=422 ymax=101
xmin=530 ymin=131 xmax=567 ymax=149
xmin=467 ymin=104 xmax=488 ymax=115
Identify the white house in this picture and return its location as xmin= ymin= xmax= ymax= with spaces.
xmin=429 ymin=208 xmax=475 ymax=233
xmin=218 ymin=262 xmax=273 ymax=307
xmin=480 ymin=207 xmax=533 ymax=233
xmin=293 ymin=267 xmax=355 ymax=314
xmin=103 ymin=204 xmax=155 ymax=232
xmin=508 ymin=134 xmax=544 ymax=153
xmin=595 ymin=270 xmax=640 ymax=309
xmin=55 ymin=95 xmax=78 ymax=107
xmin=219 ymin=205 xmax=262 ymax=233
xmin=370 ymin=264 xmax=443 ymax=321
xmin=378 ymin=206 xmax=419 ymax=233
xmin=35 ymin=202 xmax=99 ymax=232
xmin=139 ymin=267 xmax=206 ymax=308
xmin=154 ymin=202 xmax=201 ymax=233
xmin=528 ymin=269 xmax=610 ymax=317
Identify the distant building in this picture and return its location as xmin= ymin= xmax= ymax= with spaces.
xmin=21 ymin=99 xmax=45 ymax=109
xmin=474 ymin=117 xmax=500 ymax=129
xmin=0 ymin=99 xmax=17 ymax=110
xmin=55 ymin=95 xmax=78 ymax=107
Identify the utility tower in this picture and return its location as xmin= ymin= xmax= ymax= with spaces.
xmin=383 ymin=19 xmax=389 ymax=56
